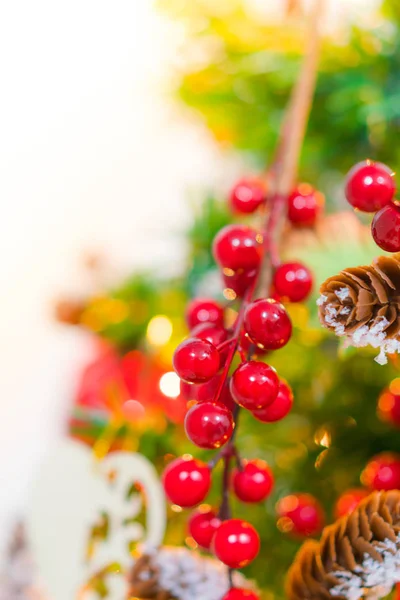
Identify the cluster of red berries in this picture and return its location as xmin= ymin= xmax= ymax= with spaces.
xmin=162 ymin=176 xmax=323 ymax=596
xmin=345 ymin=160 xmax=398 ymax=252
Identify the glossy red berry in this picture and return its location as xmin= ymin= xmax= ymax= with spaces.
xmin=213 ymin=519 xmax=260 ymax=569
xmin=186 ymin=298 xmax=224 ymax=330
xmin=244 ymin=299 xmax=292 ymax=350
xmin=371 ymin=203 xmax=400 ymax=252
xmin=277 ymin=493 xmax=325 ymax=537
xmin=190 ymin=322 xmax=227 ymax=348
xmin=188 ymin=507 xmax=221 ymax=549
xmin=287 ymin=184 xmax=324 ymax=226
xmin=230 ymin=178 xmax=266 ymax=214
xmin=345 ymin=160 xmax=395 ymax=213
xmin=173 ymin=338 xmax=220 ymax=384
xmin=185 ymin=401 xmax=234 ymax=449
xmin=252 ymin=379 xmax=293 ymax=422
xmin=232 ymin=459 xmax=274 ymax=503
xmin=230 ymin=361 xmax=279 ymax=410
xmin=223 ymin=269 xmax=258 ymax=299
xmin=180 ymin=375 xmax=235 ymax=411
xmin=334 ymin=488 xmax=369 ymax=519
xmin=162 ymin=457 xmax=211 ymax=507
xmin=273 ymin=262 xmax=313 ymax=303
xmin=361 ymin=452 xmax=400 ymax=491
xmin=378 ymin=379 xmax=400 ymax=427
xmin=222 ymin=589 xmax=260 ymax=600
xmin=213 ymin=225 xmax=263 ymax=273
xmin=238 ymin=333 xmax=268 ymax=358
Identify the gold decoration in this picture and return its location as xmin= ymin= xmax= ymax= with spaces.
xmin=286 ymin=490 xmax=400 ymax=600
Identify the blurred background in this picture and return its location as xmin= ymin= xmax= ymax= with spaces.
xmin=1 ymin=0 xmax=400 ymax=598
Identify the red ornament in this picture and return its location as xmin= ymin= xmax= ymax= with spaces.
xmin=273 ymin=262 xmax=313 ymax=303
xmin=287 ymin=184 xmax=324 ymax=226
xmin=212 ymin=519 xmax=260 ymax=569
xmin=222 ymin=589 xmax=260 ymax=600
xmin=162 ymin=457 xmax=211 ymax=507
xmin=371 ymin=203 xmax=400 ymax=252
xmin=378 ymin=379 xmax=400 ymax=427
xmin=213 ymin=225 xmax=263 ymax=273
xmin=173 ymin=338 xmax=220 ymax=384
xmin=223 ymin=269 xmax=258 ymax=298
xmin=334 ymin=488 xmax=369 ymax=519
xmin=361 ymin=452 xmax=400 ymax=491
xmin=232 ymin=459 xmax=274 ymax=503
xmin=188 ymin=507 xmax=221 ymax=549
xmin=230 ymin=361 xmax=279 ymax=410
xmin=244 ymin=299 xmax=292 ymax=350
xmin=186 ymin=298 xmax=224 ymax=330
xmin=252 ymin=379 xmax=293 ymax=423
xmin=230 ymin=178 xmax=266 ymax=214
xmin=345 ymin=160 xmax=395 ymax=213
xmin=184 ymin=401 xmax=234 ymax=449
xmin=276 ymin=493 xmax=325 ymax=537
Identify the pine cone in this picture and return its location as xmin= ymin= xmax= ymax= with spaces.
xmin=126 ymin=555 xmax=173 ymax=600
xmin=286 ymin=490 xmax=400 ymax=600
xmin=318 ymin=254 xmax=400 ymax=364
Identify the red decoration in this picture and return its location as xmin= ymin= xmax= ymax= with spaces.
xmin=184 ymin=401 xmax=234 ymax=449
xmin=273 ymin=262 xmax=313 ymax=302
xmin=252 ymin=379 xmax=293 ymax=423
xmin=190 ymin=322 xmax=227 ymax=347
xmin=287 ymin=184 xmax=324 ymax=226
xmin=223 ymin=269 xmax=258 ymax=298
xmin=361 ymin=452 xmax=400 ymax=491
xmin=277 ymin=493 xmax=325 ymax=537
xmin=334 ymin=488 xmax=369 ymax=519
xmin=212 ymin=519 xmax=260 ymax=569
xmin=186 ymin=298 xmax=224 ymax=330
xmin=222 ymin=590 xmax=260 ymax=600
xmin=230 ymin=361 xmax=279 ymax=410
xmin=238 ymin=333 xmax=268 ymax=357
xmin=188 ymin=507 xmax=221 ymax=549
xmin=371 ymin=203 xmax=400 ymax=252
xmin=232 ymin=459 xmax=274 ymax=503
xmin=213 ymin=225 xmax=263 ymax=273
xmin=173 ymin=338 xmax=220 ymax=384
xmin=378 ymin=379 xmax=400 ymax=427
xmin=162 ymin=457 xmax=211 ymax=508
xmin=244 ymin=299 xmax=292 ymax=350
xmin=230 ymin=178 xmax=266 ymax=214
xmin=345 ymin=160 xmax=395 ymax=213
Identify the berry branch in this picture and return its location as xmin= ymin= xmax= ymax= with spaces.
xmin=163 ymin=3 xmax=325 ymax=599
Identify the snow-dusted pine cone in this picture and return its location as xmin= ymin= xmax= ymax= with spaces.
xmin=286 ymin=490 xmax=400 ymax=600
xmin=126 ymin=547 xmax=255 ymax=600
xmin=318 ymin=254 xmax=400 ymax=364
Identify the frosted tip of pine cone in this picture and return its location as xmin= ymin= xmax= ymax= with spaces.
xmin=286 ymin=490 xmax=400 ymax=600
xmin=317 ymin=254 xmax=400 ymax=364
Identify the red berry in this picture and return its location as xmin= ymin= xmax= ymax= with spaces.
xmin=232 ymin=459 xmax=274 ymax=503
xmin=188 ymin=507 xmax=221 ymax=549
xmin=191 ymin=322 xmax=227 ymax=348
xmin=371 ymin=203 xmax=400 ymax=252
xmin=213 ymin=225 xmax=263 ymax=273
xmin=238 ymin=333 xmax=268 ymax=358
xmin=287 ymin=184 xmax=324 ymax=226
xmin=162 ymin=457 xmax=211 ymax=507
xmin=345 ymin=160 xmax=395 ymax=212
xmin=361 ymin=452 xmax=400 ymax=491
xmin=334 ymin=488 xmax=369 ymax=519
xmin=378 ymin=379 xmax=400 ymax=427
xmin=222 ymin=589 xmax=260 ymax=600
xmin=185 ymin=401 xmax=234 ymax=449
xmin=244 ymin=299 xmax=292 ymax=350
xmin=212 ymin=519 xmax=260 ymax=569
xmin=252 ymin=379 xmax=293 ymax=422
xmin=230 ymin=178 xmax=266 ymax=214
xmin=277 ymin=493 xmax=325 ymax=537
xmin=186 ymin=298 xmax=224 ymax=330
xmin=273 ymin=262 xmax=313 ymax=303
xmin=230 ymin=361 xmax=279 ymax=410
xmin=173 ymin=338 xmax=220 ymax=384
xmin=223 ymin=269 xmax=258 ymax=299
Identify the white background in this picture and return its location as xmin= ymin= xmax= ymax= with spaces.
xmin=0 ymin=0 xmax=380 ymax=549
